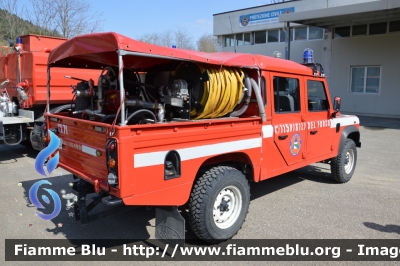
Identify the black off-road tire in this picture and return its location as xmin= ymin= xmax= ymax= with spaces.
xmin=331 ymin=139 xmax=357 ymax=183
xmin=188 ymin=166 xmax=250 ymax=243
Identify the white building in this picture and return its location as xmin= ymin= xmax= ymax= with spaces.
xmin=213 ymin=0 xmax=400 ymax=117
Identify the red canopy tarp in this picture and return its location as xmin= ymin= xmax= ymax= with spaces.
xmin=48 ymin=32 xmax=312 ymax=75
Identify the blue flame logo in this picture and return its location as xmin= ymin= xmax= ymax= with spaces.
xmin=35 ymin=130 xmax=60 ymax=177
xmin=29 ymin=180 xmax=61 ymax=220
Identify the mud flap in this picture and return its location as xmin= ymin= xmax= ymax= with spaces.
xmin=30 ymin=121 xmax=44 ymax=150
xmin=155 ymin=207 xmax=185 ymax=246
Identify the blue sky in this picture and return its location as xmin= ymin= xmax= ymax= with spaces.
xmin=18 ymin=0 xmax=273 ymax=44
xmin=95 ymin=0 xmax=270 ymax=41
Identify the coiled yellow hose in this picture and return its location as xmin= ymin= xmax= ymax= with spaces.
xmin=175 ymin=64 xmax=244 ymax=119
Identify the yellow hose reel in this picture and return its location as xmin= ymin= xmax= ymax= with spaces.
xmin=174 ymin=64 xmax=244 ymax=119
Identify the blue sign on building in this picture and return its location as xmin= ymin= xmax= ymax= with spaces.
xmin=239 ymin=7 xmax=295 ymax=27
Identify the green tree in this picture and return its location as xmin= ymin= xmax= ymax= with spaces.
xmin=197 ymin=34 xmax=217 ymax=52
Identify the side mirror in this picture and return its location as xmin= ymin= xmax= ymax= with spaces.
xmin=333 ymin=96 xmax=341 ymax=112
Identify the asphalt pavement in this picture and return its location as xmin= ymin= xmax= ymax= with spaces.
xmin=0 ymin=115 xmax=399 ymax=265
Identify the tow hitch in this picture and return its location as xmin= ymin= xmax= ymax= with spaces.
xmin=72 ymin=177 xmax=135 ymax=224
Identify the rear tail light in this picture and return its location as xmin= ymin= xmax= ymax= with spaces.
xmin=109 ymin=143 xmax=115 ymax=152
xmin=42 ymin=122 xmax=48 ymax=147
xmin=106 ymin=139 xmax=118 ymax=187
xmin=108 ymin=158 xmax=116 ymax=168
xmin=107 ymin=173 xmax=118 ymax=185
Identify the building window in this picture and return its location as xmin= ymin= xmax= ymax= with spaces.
xmin=389 ymin=20 xmax=400 ymax=32
xmin=294 ymin=26 xmax=307 ymax=40
xmin=225 ymin=35 xmax=234 ymax=47
xmin=350 ymin=66 xmax=381 ymax=94
xmin=279 ymin=29 xmax=286 ymax=42
xmin=235 ymin=33 xmax=251 ymax=46
xmin=268 ymin=30 xmax=279 ymax=43
xmin=236 ymin=33 xmax=243 ymax=46
xmin=352 ymin=24 xmax=367 ymax=36
xmin=222 ymin=26 xmax=325 ymax=48
xmin=254 ymin=31 xmax=266 ymax=44
xmin=335 ymin=26 xmax=351 ymax=38
xmin=255 ymin=26 xmax=323 ymax=44
xmin=369 ymin=22 xmax=387 ymax=35
xmin=309 ymin=26 xmax=323 ymax=40
xmin=335 ymin=22 xmax=397 ymax=38
xmin=244 ymin=32 xmax=251 ymax=45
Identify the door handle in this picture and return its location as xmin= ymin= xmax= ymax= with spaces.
xmin=278 ymin=135 xmax=288 ymax=140
xmin=310 ymin=130 xmax=318 ymax=135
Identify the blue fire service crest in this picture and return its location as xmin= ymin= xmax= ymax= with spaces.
xmin=290 ymin=133 xmax=302 ymax=156
xmin=241 ymin=16 xmax=250 ymax=26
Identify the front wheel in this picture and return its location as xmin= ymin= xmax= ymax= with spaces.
xmin=188 ymin=166 xmax=250 ymax=243
xmin=331 ymin=139 xmax=357 ymax=183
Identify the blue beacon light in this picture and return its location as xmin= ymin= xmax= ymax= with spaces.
xmin=15 ymin=36 xmax=23 ymax=50
xmin=303 ymin=48 xmax=314 ymax=64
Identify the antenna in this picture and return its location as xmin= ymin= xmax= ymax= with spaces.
xmin=228 ymin=16 xmax=236 ymax=53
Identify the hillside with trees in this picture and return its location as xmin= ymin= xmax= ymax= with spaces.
xmin=0 ymin=0 xmax=102 ymax=46
xmin=0 ymin=8 xmax=59 ymax=46
xmin=1 ymin=0 xmax=217 ymax=52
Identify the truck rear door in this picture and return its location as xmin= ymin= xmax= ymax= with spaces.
xmin=49 ymin=116 xmax=109 ymax=186
xmin=270 ymin=74 xmax=306 ymax=167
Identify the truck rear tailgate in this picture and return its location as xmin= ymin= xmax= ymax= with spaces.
xmin=49 ymin=115 xmax=109 ymax=184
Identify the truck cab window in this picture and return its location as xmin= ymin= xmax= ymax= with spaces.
xmin=307 ymin=80 xmax=328 ymax=111
xmin=273 ymin=77 xmax=300 ymax=113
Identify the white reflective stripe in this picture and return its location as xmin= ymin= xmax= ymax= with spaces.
xmin=330 ymin=116 xmax=360 ymax=128
xmin=134 ymin=137 xmax=262 ymax=168
xmin=82 ymin=145 xmax=97 ymax=156
xmin=262 ymin=125 xmax=273 ymax=138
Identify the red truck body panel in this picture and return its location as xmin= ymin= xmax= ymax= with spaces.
xmin=50 ymin=114 xmax=262 ymax=205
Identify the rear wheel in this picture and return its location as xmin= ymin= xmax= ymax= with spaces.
xmin=188 ymin=166 xmax=250 ymax=243
xmin=331 ymin=139 xmax=357 ymax=183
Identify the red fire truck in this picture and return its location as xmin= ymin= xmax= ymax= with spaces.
xmin=43 ymin=32 xmax=360 ymax=243
xmin=0 ymin=35 xmax=98 ymax=149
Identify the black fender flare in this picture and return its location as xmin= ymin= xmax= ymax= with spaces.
xmin=338 ymin=125 xmax=361 ymax=154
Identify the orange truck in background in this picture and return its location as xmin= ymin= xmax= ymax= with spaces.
xmin=43 ymin=32 xmax=361 ymax=243
xmin=0 ymin=35 xmax=98 ymax=149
